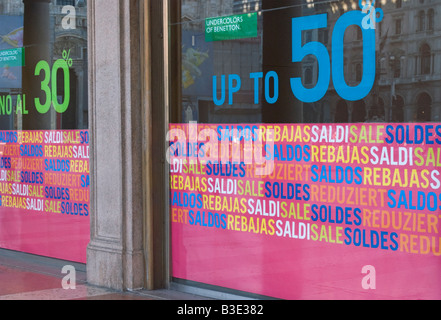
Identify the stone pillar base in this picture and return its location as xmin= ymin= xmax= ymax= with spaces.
xmin=87 ymin=242 xmax=145 ymax=291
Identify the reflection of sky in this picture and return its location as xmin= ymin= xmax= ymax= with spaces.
xmin=0 ymin=15 xmax=24 ymax=89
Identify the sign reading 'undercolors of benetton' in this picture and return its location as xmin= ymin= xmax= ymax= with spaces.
xmin=205 ymin=13 xmax=258 ymax=42
xmin=169 ymin=123 xmax=441 ymax=299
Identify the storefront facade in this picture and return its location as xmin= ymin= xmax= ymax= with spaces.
xmin=1 ymin=0 xmax=441 ymax=299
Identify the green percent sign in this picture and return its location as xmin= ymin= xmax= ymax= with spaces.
xmin=34 ymin=49 xmax=72 ymax=114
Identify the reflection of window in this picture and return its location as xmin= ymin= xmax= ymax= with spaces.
xmin=395 ymin=19 xmax=401 ymax=35
xmin=303 ymin=30 xmax=312 ymax=44
xmin=394 ymin=59 xmax=401 ymax=78
xmin=418 ymin=10 xmax=425 ymax=32
xmin=356 ymin=27 xmax=362 ymax=40
xmin=57 ymin=0 xmax=75 ymax=5
xmin=319 ymin=29 xmax=328 ymax=45
xmin=420 ymin=44 xmax=431 ymax=75
xmin=355 ymin=64 xmax=362 ymax=82
xmin=305 ymin=67 xmax=313 ymax=85
xmin=396 ymin=0 xmax=402 ymax=8
xmin=428 ymin=9 xmax=434 ymax=31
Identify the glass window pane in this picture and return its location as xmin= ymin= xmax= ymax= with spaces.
xmin=168 ymin=0 xmax=441 ymax=300
xmin=171 ymin=0 xmax=441 ymax=125
xmin=0 ymin=0 xmax=89 ymax=263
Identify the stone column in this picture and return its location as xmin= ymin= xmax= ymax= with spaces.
xmin=86 ymin=0 xmax=145 ymax=291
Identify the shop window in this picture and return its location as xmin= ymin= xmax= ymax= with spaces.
xmin=0 ymin=0 xmax=89 ymax=263
xmin=420 ymin=43 xmax=431 ymax=75
xmin=168 ymin=0 xmax=441 ymax=300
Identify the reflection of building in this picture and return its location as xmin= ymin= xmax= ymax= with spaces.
xmin=52 ymin=0 xmax=88 ymax=129
xmin=233 ymin=0 xmax=261 ymax=13
xmin=0 ymin=0 xmax=88 ymax=130
xmin=376 ymin=0 xmax=440 ymax=123
xmin=183 ymin=0 xmax=234 ymax=20
xmin=181 ymin=0 xmax=441 ymax=124
xmin=0 ymin=5 xmax=23 ymax=130
xmin=181 ymin=0 xmax=262 ymax=123
xmin=303 ymin=0 xmax=441 ymax=123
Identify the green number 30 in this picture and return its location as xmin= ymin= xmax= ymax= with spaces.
xmin=34 ymin=59 xmax=70 ymax=114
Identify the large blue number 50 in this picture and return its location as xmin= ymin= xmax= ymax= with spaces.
xmin=291 ymin=11 xmax=376 ymax=103
xmin=291 ymin=14 xmax=330 ymax=103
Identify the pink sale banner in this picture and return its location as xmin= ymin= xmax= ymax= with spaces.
xmin=169 ymin=123 xmax=441 ymax=300
xmin=0 ymin=130 xmax=90 ymax=263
